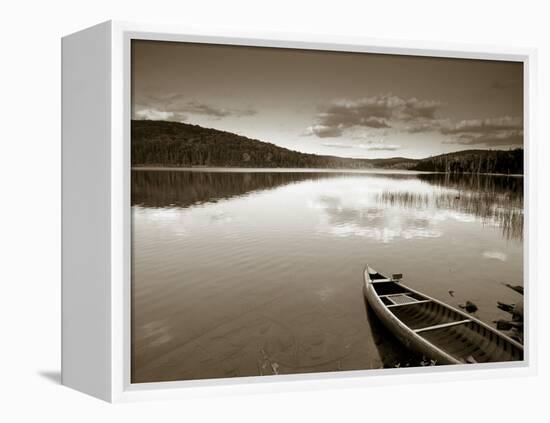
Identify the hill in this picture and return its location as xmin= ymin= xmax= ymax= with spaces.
xmin=412 ymin=149 xmax=523 ymax=174
xmin=131 ymin=120 xmax=523 ymax=174
xmin=131 ymin=120 xmax=416 ymax=169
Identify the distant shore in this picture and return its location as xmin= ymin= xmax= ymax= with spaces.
xmin=131 ymin=166 xmax=523 ymax=177
xmin=132 ymin=121 xmax=524 ymax=175
xmin=131 ymin=166 xmax=430 ymax=174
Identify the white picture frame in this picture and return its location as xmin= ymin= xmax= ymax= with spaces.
xmin=61 ymin=20 xmax=537 ymax=402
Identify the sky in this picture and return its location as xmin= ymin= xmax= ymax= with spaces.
xmin=132 ymin=40 xmax=523 ymax=159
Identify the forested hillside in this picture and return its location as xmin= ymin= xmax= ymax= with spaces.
xmin=131 ymin=120 xmax=416 ymax=169
xmin=412 ymin=149 xmax=523 ymax=174
xmin=131 ymin=120 xmax=523 ymax=174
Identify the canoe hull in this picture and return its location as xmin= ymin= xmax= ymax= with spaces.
xmin=363 ymin=266 xmax=523 ymax=365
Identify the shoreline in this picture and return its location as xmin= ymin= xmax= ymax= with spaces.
xmin=131 ymin=166 xmax=524 ymax=177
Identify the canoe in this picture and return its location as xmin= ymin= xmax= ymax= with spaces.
xmin=363 ymin=265 xmax=523 ymax=365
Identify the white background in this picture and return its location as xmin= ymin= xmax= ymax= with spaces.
xmin=1 ymin=0 xmax=548 ymax=421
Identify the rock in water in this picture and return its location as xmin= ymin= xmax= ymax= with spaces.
xmin=504 ymin=283 xmax=524 ymax=295
xmin=459 ymin=300 xmax=478 ymax=314
xmin=497 ymin=301 xmax=515 ymax=314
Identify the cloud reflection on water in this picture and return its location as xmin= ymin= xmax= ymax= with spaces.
xmin=307 ymin=173 xmax=522 ymax=242
xmin=311 ymin=194 xmax=442 ymax=242
xmin=132 ymin=170 xmax=523 ymax=242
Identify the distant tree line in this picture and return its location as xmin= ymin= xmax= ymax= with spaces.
xmin=413 ymin=149 xmax=523 ymax=174
xmin=131 ymin=120 xmax=523 ymax=174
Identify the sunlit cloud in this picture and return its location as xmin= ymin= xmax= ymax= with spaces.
xmin=322 ymin=142 xmax=402 ymax=151
xmin=441 ymin=116 xmax=523 ymax=146
xmin=133 ymin=93 xmax=257 ymax=123
xmin=304 ymin=94 xmax=443 ymax=139
xmin=305 ymin=94 xmax=523 ymax=149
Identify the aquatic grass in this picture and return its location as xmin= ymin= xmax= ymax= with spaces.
xmin=376 ymin=175 xmax=523 ymax=241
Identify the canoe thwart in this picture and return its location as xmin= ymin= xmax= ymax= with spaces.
xmin=378 ymin=293 xmax=413 ymax=298
xmin=414 ymin=319 xmax=471 ymax=334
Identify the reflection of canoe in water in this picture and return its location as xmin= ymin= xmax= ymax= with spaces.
xmin=363 ymin=266 xmax=523 ymax=365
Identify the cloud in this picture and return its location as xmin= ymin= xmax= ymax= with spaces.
xmin=399 ymin=98 xmax=441 ymax=120
xmin=305 ymin=94 xmax=442 ymax=139
xmin=133 ymin=93 xmax=256 ymax=122
xmin=365 ymin=144 xmax=401 ymax=151
xmin=306 ymin=94 xmax=523 ymax=148
xmin=440 ymin=116 xmax=522 ymax=135
xmin=134 ymin=108 xmax=188 ymax=122
xmin=322 ymin=142 xmax=401 ymax=151
xmin=183 ymin=101 xmax=256 ymax=118
xmin=404 ymin=119 xmax=450 ymax=134
xmin=321 ymin=142 xmax=353 ymax=149
xmin=444 ymin=130 xmax=523 ymax=146
xmin=441 ymin=116 xmax=523 ymax=146
xmin=305 ymin=124 xmax=344 ymax=138
xmin=405 ymin=115 xmax=523 ymax=147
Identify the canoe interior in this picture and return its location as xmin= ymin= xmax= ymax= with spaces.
xmin=371 ymin=280 xmax=523 ymax=364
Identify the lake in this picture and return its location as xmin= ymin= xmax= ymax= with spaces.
xmin=131 ymin=169 xmax=524 ymax=383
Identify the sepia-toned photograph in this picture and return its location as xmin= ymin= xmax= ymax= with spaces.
xmin=130 ymin=40 xmax=524 ymax=384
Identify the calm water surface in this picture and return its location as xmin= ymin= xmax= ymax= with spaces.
xmin=131 ymin=169 xmax=523 ymax=383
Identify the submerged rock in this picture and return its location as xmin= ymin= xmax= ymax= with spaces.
xmin=497 ymin=301 xmax=515 ymax=314
xmin=503 ymin=283 xmax=524 ymax=295
xmin=459 ymin=301 xmax=478 ymax=314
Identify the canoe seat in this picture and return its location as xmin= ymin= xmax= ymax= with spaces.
xmin=386 ymin=294 xmax=418 ymax=305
